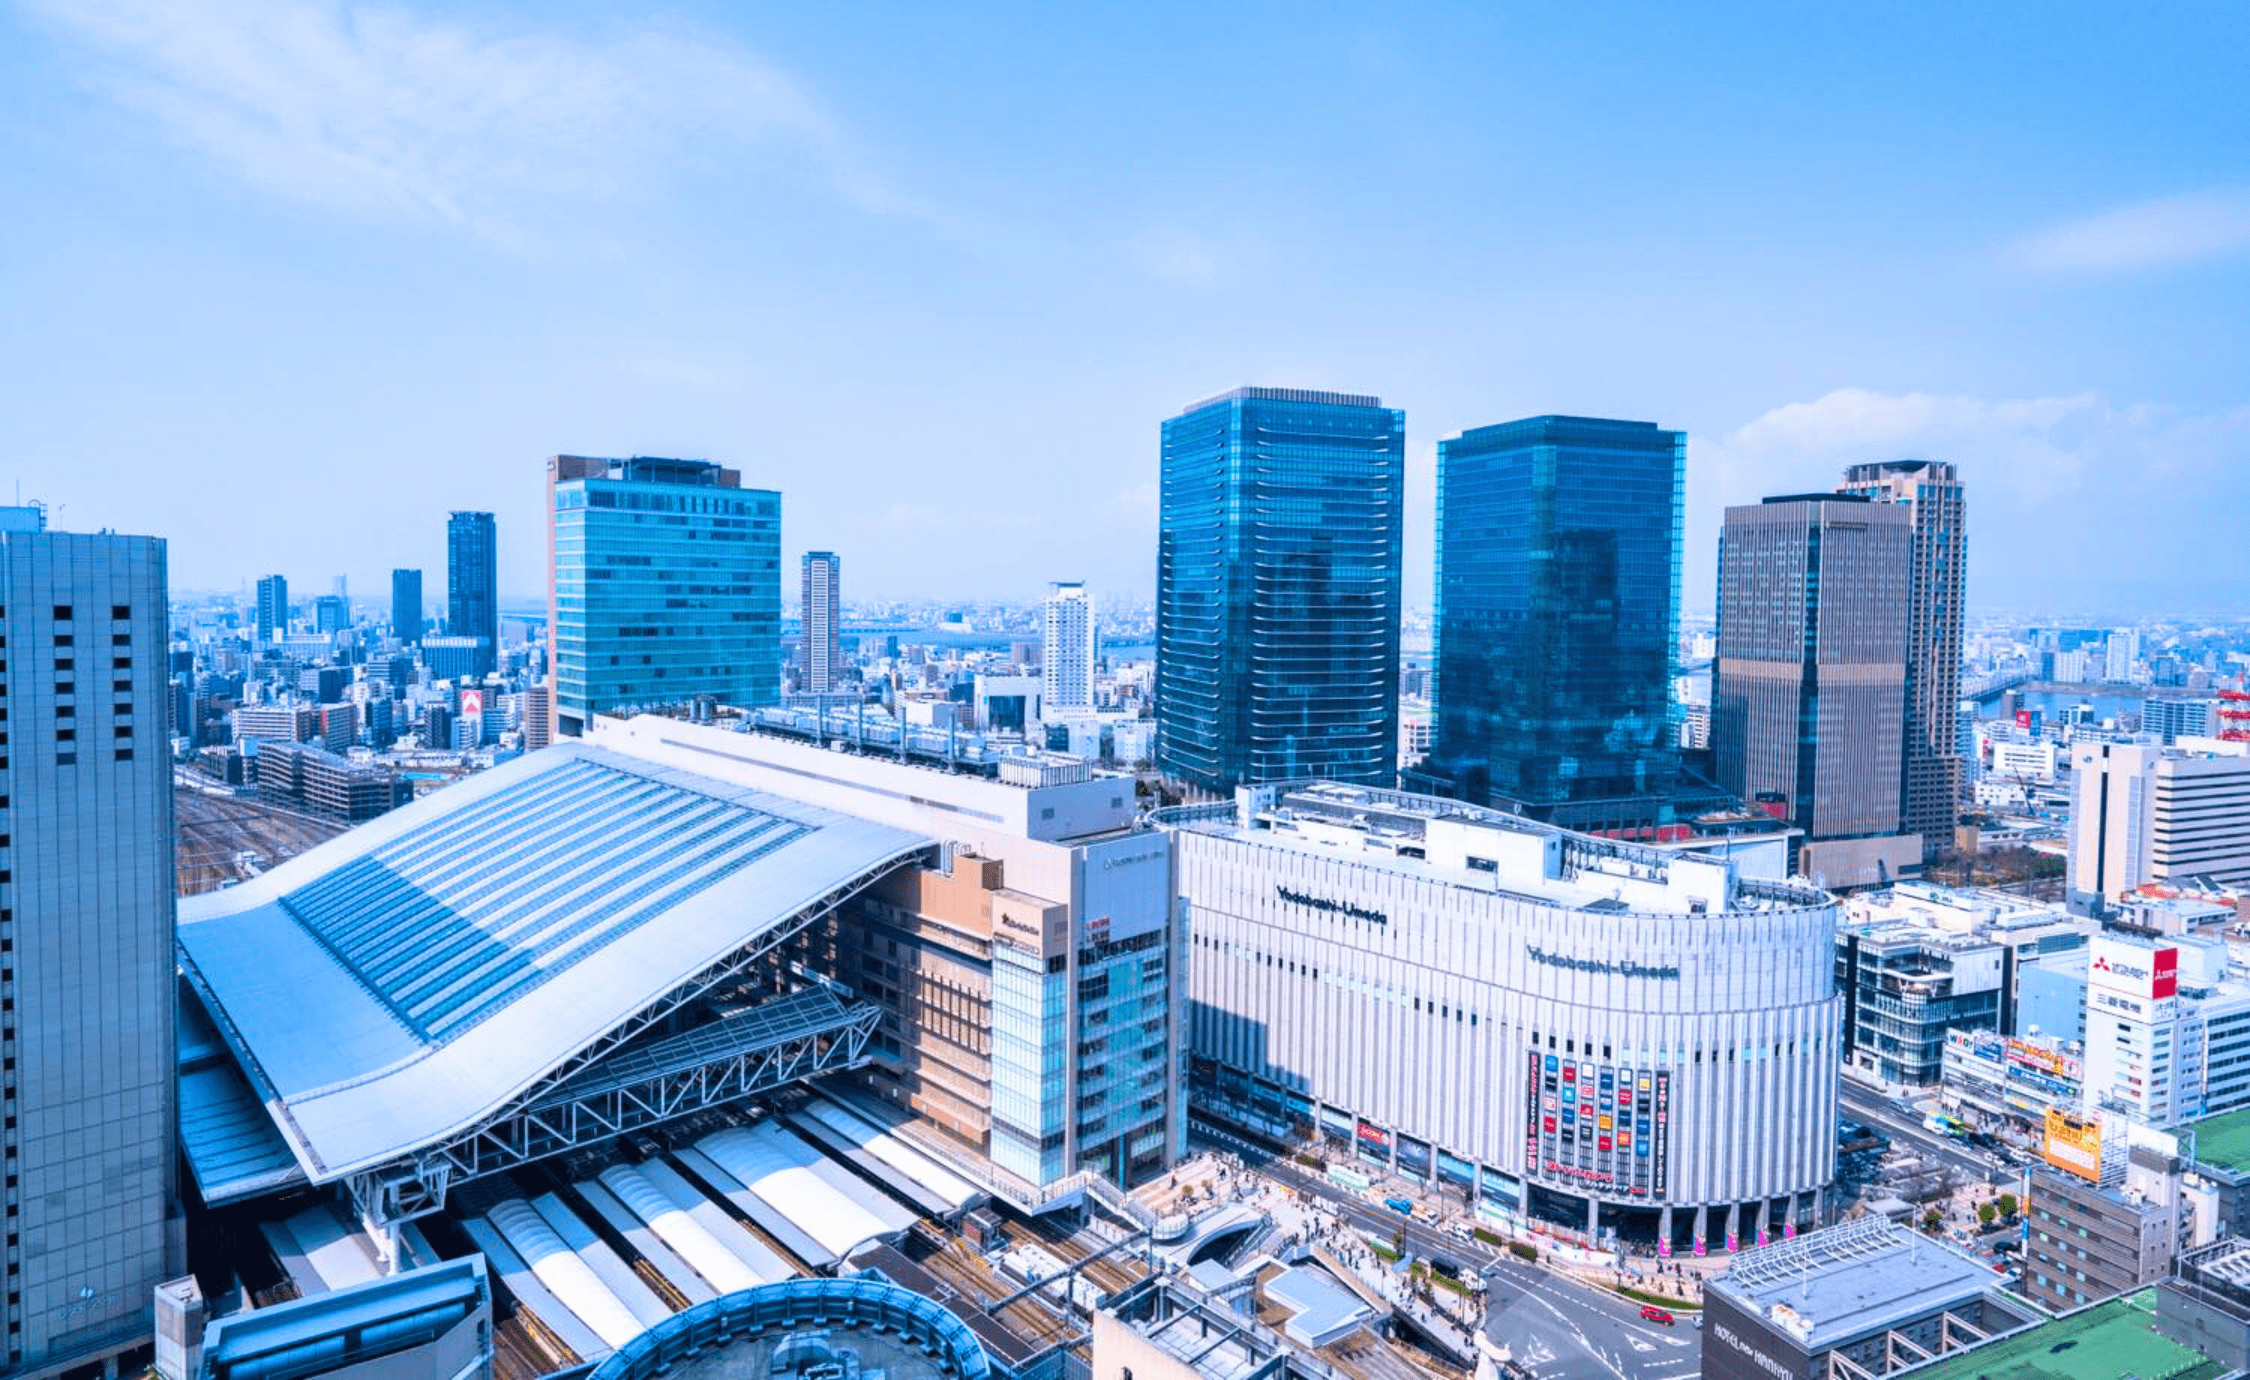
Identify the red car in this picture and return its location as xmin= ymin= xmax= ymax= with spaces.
xmin=1640 ymin=1305 xmax=1675 ymax=1325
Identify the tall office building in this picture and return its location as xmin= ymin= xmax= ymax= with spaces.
xmin=254 ymin=573 xmax=287 ymax=643
xmin=445 ymin=511 xmax=499 ymax=678
xmin=390 ymin=568 xmax=423 ymax=644
xmin=1042 ymin=581 xmax=1095 ymax=718
xmin=1425 ymin=415 xmax=1683 ymax=833
xmin=548 ymin=455 xmax=781 ymax=738
xmin=0 ymin=507 xmax=180 ymax=1374
xmin=1712 ymin=494 xmax=1922 ymax=889
xmin=312 ymin=593 xmax=349 ymax=634
xmin=1155 ymin=387 xmax=1404 ymax=793
xmin=1837 ymin=461 xmax=1967 ymax=857
xmin=800 ymin=551 xmax=842 ymax=695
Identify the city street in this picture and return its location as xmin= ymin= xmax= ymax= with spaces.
xmin=1192 ymin=1118 xmax=1701 ymax=1380
xmin=1838 ymin=1082 xmax=2010 ymax=1182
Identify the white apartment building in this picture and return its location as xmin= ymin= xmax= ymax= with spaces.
xmin=1042 ymin=581 xmax=1096 ymax=718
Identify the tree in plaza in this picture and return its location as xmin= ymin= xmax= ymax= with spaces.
xmin=1977 ymin=1203 xmax=1997 ymax=1227
xmin=1998 ymin=1192 xmax=2019 ymax=1218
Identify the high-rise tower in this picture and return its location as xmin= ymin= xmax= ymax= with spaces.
xmin=1713 ymin=493 xmax=1921 ymax=887
xmin=800 ymin=551 xmax=842 ymax=695
xmin=254 ymin=573 xmax=287 ymax=643
xmin=548 ymin=456 xmax=781 ymax=738
xmin=1837 ymin=461 xmax=1967 ymax=857
xmin=0 ymin=507 xmax=179 ymax=1373
xmin=445 ymin=511 xmax=499 ymax=678
xmin=1155 ymin=387 xmax=1404 ymax=793
xmin=1426 ymin=415 xmax=1683 ymax=833
xmin=390 ymin=568 xmax=423 ymax=644
xmin=1042 ymin=581 xmax=1095 ymax=718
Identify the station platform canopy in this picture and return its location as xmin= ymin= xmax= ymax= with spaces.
xmin=178 ymin=742 xmax=933 ymax=1193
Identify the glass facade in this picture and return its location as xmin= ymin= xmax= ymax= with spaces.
xmin=551 ymin=458 xmax=780 ymax=736
xmin=1429 ymin=415 xmax=1683 ymax=830
xmin=390 ymin=567 xmax=423 ymax=644
xmin=446 ymin=511 xmax=499 ymax=677
xmin=1155 ymin=387 xmax=1404 ymax=794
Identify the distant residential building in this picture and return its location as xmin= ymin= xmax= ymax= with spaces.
xmin=800 ymin=550 xmax=843 ymax=694
xmin=390 ymin=567 xmax=423 ymax=644
xmin=2107 ymin=629 xmax=2144 ymax=684
xmin=1155 ymin=387 xmax=1404 ymax=793
xmin=1838 ymin=460 xmax=1967 ymax=857
xmin=255 ymin=572 xmax=288 ymax=642
xmin=548 ymin=455 xmax=781 ymax=738
xmin=254 ymin=741 xmax=411 ymax=821
xmin=2069 ymin=742 xmax=2250 ymax=909
xmin=1426 ymin=415 xmax=1683 ymax=834
xmin=519 ymin=683 xmax=551 ymax=752
xmin=1714 ymin=492 xmax=1919 ymax=889
xmin=0 ymin=508 xmax=182 ymax=1374
xmin=2145 ymin=698 xmax=2221 ymax=746
xmin=445 ymin=510 xmax=498 ymax=678
xmin=232 ymin=703 xmax=320 ymax=746
xmin=1042 ymin=581 xmax=1095 ymax=717
xmin=312 ymin=593 xmax=349 ymax=634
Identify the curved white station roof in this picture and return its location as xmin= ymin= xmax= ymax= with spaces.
xmin=177 ymin=742 xmax=931 ymax=1181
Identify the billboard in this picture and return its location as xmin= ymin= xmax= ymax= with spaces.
xmin=459 ymin=688 xmax=485 ymax=717
xmin=2043 ymin=1108 xmax=2102 ymax=1182
xmin=2090 ymin=937 xmax=2179 ymax=1001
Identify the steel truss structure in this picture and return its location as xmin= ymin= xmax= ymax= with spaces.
xmin=342 ymin=850 xmax=927 ymax=1231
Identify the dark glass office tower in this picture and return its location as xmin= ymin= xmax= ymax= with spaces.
xmin=391 ymin=568 xmax=423 ymax=644
xmin=1427 ymin=415 xmax=1683 ymax=833
xmin=1155 ymin=387 xmax=1404 ymax=793
xmin=446 ymin=511 xmax=499 ymax=677
xmin=254 ymin=573 xmax=287 ymax=643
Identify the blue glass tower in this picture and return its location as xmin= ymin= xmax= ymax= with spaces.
xmin=1427 ymin=415 xmax=1683 ymax=832
xmin=445 ymin=511 xmax=499 ymax=677
xmin=1156 ymin=387 xmax=1404 ymax=793
xmin=548 ymin=455 xmax=780 ymax=737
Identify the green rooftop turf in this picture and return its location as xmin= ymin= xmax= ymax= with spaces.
xmin=1904 ymin=1290 xmax=2224 ymax=1380
xmin=2188 ymin=1105 xmax=2250 ymax=1173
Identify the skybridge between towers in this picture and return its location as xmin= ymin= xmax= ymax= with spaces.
xmin=174 ymin=742 xmax=937 ymax=1257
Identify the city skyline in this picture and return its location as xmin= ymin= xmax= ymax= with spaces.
xmin=7 ymin=4 xmax=2250 ymax=616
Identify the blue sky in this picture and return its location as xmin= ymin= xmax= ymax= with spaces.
xmin=5 ymin=1 xmax=2248 ymax=617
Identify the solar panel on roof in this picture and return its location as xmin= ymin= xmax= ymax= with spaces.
xmin=276 ymin=757 xmax=810 ymax=1043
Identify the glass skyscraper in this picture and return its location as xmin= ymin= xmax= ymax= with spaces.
xmin=445 ymin=510 xmax=499 ymax=677
xmin=390 ymin=567 xmax=423 ymax=644
xmin=1155 ymin=387 xmax=1404 ymax=793
xmin=1427 ymin=415 xmax=1683 ymax=832
xmin=547 ymin=455 xmax=780 ymax=737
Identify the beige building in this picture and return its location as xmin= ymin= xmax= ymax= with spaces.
xmin=1713 ymin=493 xmax=1921 ymax=889
xmin=2070 ymin=742 xmax=2250 ymax=910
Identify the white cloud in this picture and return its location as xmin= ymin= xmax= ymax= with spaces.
xmin=1692 ymin=388 xmax=2250 ymax=613
xmin=2005 ymin=187 xmax=2250 ymax=272
xmin=1128 ymin=225 xmax=1228 ymax=286
xmin=26 ymin=0 xmax=904 ymax=240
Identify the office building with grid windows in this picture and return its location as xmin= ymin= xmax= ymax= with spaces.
xmin=1422 ymin=415 xmax=1684 ymax=835
xmin=0 ymin=506 xmax=180 ymax=1377
xmin=1155 ymin=387 xmax=1404 ymax=794
xmin=547 ymin=456 xmax=781 ymax=739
